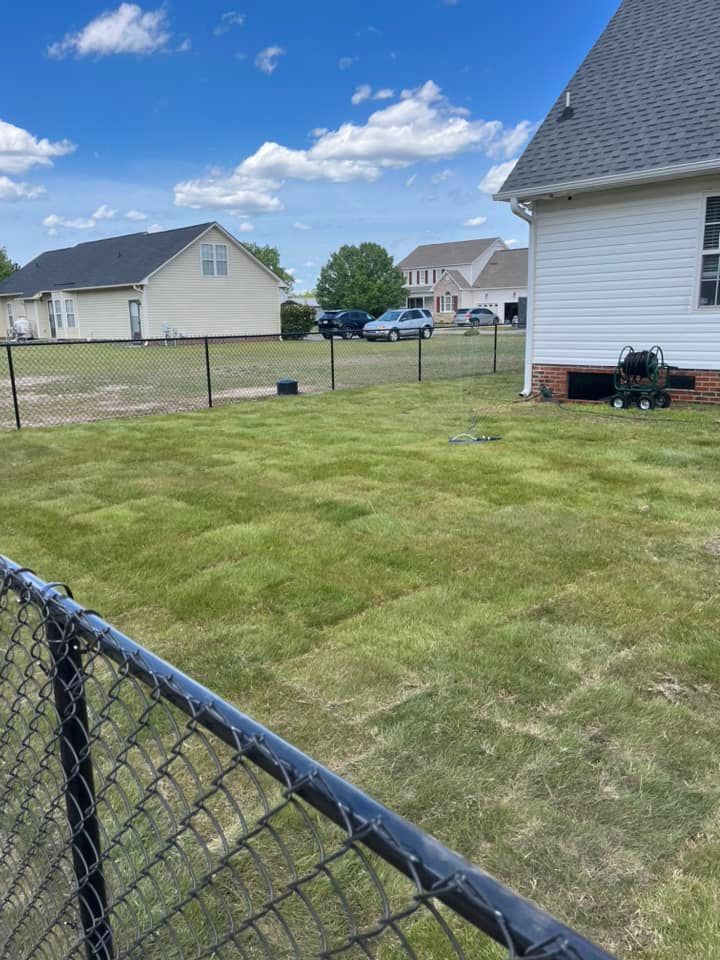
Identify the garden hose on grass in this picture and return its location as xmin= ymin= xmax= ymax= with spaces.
xmin=449 ymin=414 xmax=502 ymax=444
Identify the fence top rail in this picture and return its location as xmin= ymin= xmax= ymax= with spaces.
xmin=0 ymin=554 xmax=615 ymax=960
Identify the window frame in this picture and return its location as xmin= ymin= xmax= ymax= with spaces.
xmin=200 ymin=241 xmax=230 ymax=278
xmin=54 ymin=298 xmax=64 ymax=330
xmin=64 ymin=298 xmax=77 ymax=328
xmin=698 ymin=194 xmax=720 ymax=309
xmin=441 ymin=292 xmax=454 ymax=312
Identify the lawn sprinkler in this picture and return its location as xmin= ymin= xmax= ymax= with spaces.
xmin=449 ymin=415 xmax=502 ymax=445
xmin=610 ymin=345 xmax=672 ymax=411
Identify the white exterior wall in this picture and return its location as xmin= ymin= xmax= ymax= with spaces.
xmin=532 ymin=176 xmax=720 ymax=370
xmin=459 ymin=286 xmax=527 ymax=313
xmin=73 ymin=287 xmax=140 ymax=340
xmin=146 ymin=227 xmax=281 ymax=337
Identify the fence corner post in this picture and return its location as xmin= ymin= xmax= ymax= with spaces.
xmin=330 ymin=333 xmax=335 ymax=391
xmin=493 ymin=320 xmax=498 ymax=374
xmin=49 ymin=616 xmax=113 ymax=960
xmin=204 ymin=337 xmax=213 ymax=408
xmin=6 ymin=343 xmax=21 ymax=429
xmin=417 ymin=329 xmax=422 ymax=382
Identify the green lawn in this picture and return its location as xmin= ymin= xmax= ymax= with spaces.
xmin=1 ymin=373 xmax=719 ymax=958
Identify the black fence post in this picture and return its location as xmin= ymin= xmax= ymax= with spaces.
xmin=204 ymin=337 xmax=213 ymax=408
xmin=6 ymin=344 xmax=20 ymax=430
xmin=417 ymin=329 xmax=422 ymax=382
xmin=49 ymin=617 xmax=113 ymax=960
xmin=330 ymin=333 xmax=335 ymax=391
xmin=493 ymin=321 xmax=498 ymax=374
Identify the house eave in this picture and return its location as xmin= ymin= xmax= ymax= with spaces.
xmin=493 ymin=158 xmax=720 ymax=202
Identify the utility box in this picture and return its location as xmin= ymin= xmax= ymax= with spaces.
xmin=277 ymin=379 xmax=299 ymax=396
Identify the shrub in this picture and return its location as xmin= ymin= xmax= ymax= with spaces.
xmin=281 ymin=303 xmax=316 ymax=339
xmin=463 ymin=328 xmax=480 ymax=337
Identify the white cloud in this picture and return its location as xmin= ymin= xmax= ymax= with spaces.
xmin=431 ymin=168 xmax=453 ymax=183
xmin=43 ymin=214 xmax=96 ymax=230
xmin=173 ymin=173 xmax=283 ymax=213
xmin=405 ymin=174 xmax=417 ymax=188
xmin=92 ymin=204 xmax=117 ymax=220
xmin=351 ymin=85 xmax=372 ymax=106
xmin=0 ymin=177 xmax=45 ymax=201
xmin=177 ymin=38 xmax=191 ymax=52
xmin=504 ymin=238 xmax=519 ymax=246
xmin=147 ymin=223 xmax=164 ymax=232
xmin=174 ymin=81 xmax=532 ymax=214
xmin=0 ymin=119 xmax=75 ymax=175
xmin=303 ymin=260 xmax=315 ymax=267
xmin=478 ymin=158 xmax=518 ymax=194
xmin=255 ymin=45 xmax=285 ymax=75
xmin=338 ymin=56 xmax=357 ymax=69
xmin=464 ymin=216 xmax=488 ymax=227
xmin=236 ymin=221 xmax=254 ymax=232
xmin=351 ymin=85 xmax=395 ymax=105
xmin=214 ymin=11 xmax=245 ymax=35
xmin=125 ymin=209 xmax=148 ymax=220
xmin=48 ymin=3 xmax=171 ymax=58
xmin=489 ymin=121 xmax=534 ymax=159
xmin=293 ymin=220 xmax=310 ymax=230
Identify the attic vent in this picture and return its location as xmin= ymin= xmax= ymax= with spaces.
xmin=559 ymin=90 xmax=574 ymax=122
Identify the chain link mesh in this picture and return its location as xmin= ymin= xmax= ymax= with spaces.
xmin=0 ymin=331 xmax=526 ymax=429
xmin=0 ymin=557 xmax=611 ymax=960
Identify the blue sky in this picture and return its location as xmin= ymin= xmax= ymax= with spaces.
xmin=1 ymin=0 xmax=618 ymax=289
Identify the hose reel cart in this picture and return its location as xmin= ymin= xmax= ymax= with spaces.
xmin=610 ymin=345 xmax=672 ymax=411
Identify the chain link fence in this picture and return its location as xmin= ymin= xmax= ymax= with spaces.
xmin=0 ymin=555 xmax=614 ymax=960
xmin=1 ymin=328 xmax=525 ymax=429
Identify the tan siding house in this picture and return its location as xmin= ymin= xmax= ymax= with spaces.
xmin=146 ymin=226 xmax=281 ymax=338
xmin=0 ymin=222 xmax=283 ymax=341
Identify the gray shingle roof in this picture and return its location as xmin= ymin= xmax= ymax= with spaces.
xmin=497 ymin=0 xmax=720 ymax=198
xmin=397 ymin=238 xmax=499 ymax=270
xmin=0 ymin=223 xmax=215 ymax=297
xmin=436 ymin=269 xmax=471 ymax=290
xmin=473 ymin=248 xmax=528 ymax=289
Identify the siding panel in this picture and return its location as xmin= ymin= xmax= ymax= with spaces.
xmin=147 ymin=227 xmax=281 ymax=337
xmin=533 ymin=177 xmax=720 ymax=369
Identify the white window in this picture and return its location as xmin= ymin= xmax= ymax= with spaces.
xmin=65 ymin=299 xmax=76 ymax=328
xmin=54 ymin=299 xmax=64 ymax=329
xmin=699 ymin=196 xmax=720 ymax=307
xmin=7 ymin=302 xmax=13 ymax=327
xmin=441 ymin=292 xmax=453 ymax=312
xmin=201 ymin=242 xmax=229 ymax=277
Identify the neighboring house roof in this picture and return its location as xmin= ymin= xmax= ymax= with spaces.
xmin=496 ymin=0 xmax=720 ymax=200
xmin=473 ymin=248 xmax=528 ymax=289
xmin=0 ymin=221 xmax=284 ymax=297
xmin=398 ymin=238 xmax=499 ymax=270
xmin=434 ymin=269 xmax=471 ymax=291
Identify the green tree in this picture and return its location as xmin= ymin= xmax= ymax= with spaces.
xmin=242 ymin=242 xmax=294 ymax=289
xmin=0 ymin=247 xmax=19 ymax=283
xmin=316 ymin=243 xmax=405 ymax=316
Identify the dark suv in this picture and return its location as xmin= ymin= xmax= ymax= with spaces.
xmin=318 ymin=310 xmax=375 ymax=339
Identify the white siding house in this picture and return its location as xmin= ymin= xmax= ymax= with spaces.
xmin=496 ymin=0 xmax=720 ymax=402
xmin=532 ymin=179 xmax=720 ymax=371
xmin=0 ymin=222 xmax=283 ymax=341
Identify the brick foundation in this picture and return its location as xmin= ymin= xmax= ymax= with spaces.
xmin=532 ymin=364 xmax=720 ymax=404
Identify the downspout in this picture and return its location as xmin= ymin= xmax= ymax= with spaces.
xmin=510 ymin=198 xmax=536 ymax=396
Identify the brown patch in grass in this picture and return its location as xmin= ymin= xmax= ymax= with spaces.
xmin=704 ymin=536 xmax=720 ymax=557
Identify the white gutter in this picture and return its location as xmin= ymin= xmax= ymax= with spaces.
xmin=509 ymin=199 xmax=535 ymax=396
xmin=494 ymin=157 xmax=720 ymax=203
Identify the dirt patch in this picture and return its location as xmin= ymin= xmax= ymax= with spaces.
xmin=704 ymin=536 xmax=720 ymax=557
